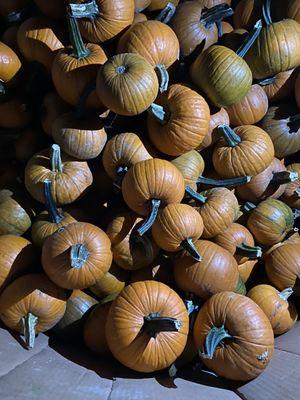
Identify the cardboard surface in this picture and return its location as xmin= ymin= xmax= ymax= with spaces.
xmin=275 ymin=322 xmax=300 ymax=355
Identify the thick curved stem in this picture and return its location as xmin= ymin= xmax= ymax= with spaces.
xmin=279 ymin=288 xmax=293 ymax=301
xmin=50 ymin=144 xmax=63 ymax=173
xmin=185 ymin=186 xmax=207 ymax=204
xmin=68 ymin=0 xmax=99 ymax=19
xmin=201 ymin=4 xmax=234 ymax=29
xmin=288 ymin=114 xmax=300 ymax=131
xmin=137 ymin=199 xmax=161 ymax=236
xmin=70 ymin=244 xmax=90 ymax=268
xmin=155 ymin=2 xmax=176 ymax=24
xmin=22 ymin=313 xmax=38 ymax=349
xmin=257 ymin=76 xmax=276 ymax=86
xmin=271 ymin=171 xmax=299 ymax=185
xmin=43 ymin=179 xmax=64 ymax=224
xmin=197 ymin=175 xmax=251 ymax=187
xmin=217 ymin=125 xmax=241 ymax=147
xmin=236 ymin=20 xmax=263 ymax=58
xmin=236 ymin=243 xmax=262 ymax=259
xmin=199 ymin=325 xmax=232 ymax=359
xmin=143 ymin=312 xmax=181 ymax=338
xmin=148 ymin=103 xmax=169 ymax=125
xmin=242 ymin=202 xmax=257 ymax=213
xmin=155 ymin=64 xmax=169 ymax=93
xmin=67 ymin=15 xmax=90 ymax=59
xmin=262 ymin=0 xmax=272 ymax=26
xmin=181 ymin=238 xmax=202 ymax=261
xmin=113 ymin=165 xmax=128 ymax=191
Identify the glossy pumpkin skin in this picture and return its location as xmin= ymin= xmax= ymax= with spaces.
xmin=281 ymin=163 xmax=300 ymax=209
xmin=42 ymin=222 xmax=112 ymax=290
xmin=52 ymin=113 xmax=107 ymax=160
xmin=190 ymin=45 xmax=253 ymax=107
xmin=174 ymin=240 xmax=239 ymax=299
xmin=106 ymin=211 xmax=159 ymax=270
xmin=148 ymin=0 xmax=179 ymax=11
xmin=236 ymin=158 xmax=287 ymax=202
xmin=213 ymin=125 xmax=275 ymax=178
xmin=102 ymin=132 xmax=152 ymax=180
xmin=97 ymin=53 xmax=159 ymax=116
xmin=40 ymin=92 xmax=71 ymax=137
xmin=0 ymin=235 xmax=35 ymax=293
xmin=106 ymin=280 xmax=189 ymax=372
xmin=193 ymin=291 xmax=274 ymax=381
xmin=33 ymin=0 xmax=65 ymax=19
xmin=25 ymin=147 xmax=93 ymax=205
xmin=147 ymin=84 xmax=210 ymax=156
xmin=260 ymin=69 xmax=297 ymax=103
xmin=225 ymin=85 xmax=268 ymax=127
xmin=134 ymin=0 xmax=151 ymax=12
xmin=247 ymin=284 xmax=297 ymax=335
xmin=171 ymin=150 xmax=205 ymax=190
xmin=0 ymin=273 xmax=67 ymax=335
xmin=247 ymin=199 xmax=294 ymax=246
xmin=118 ymin=20 xmax=179 ymax=69
xmin=0 ymin=94 xmax=33 ymax=129
xmin=90 ymin=263 xmax=128 ymax=298
xmin=122 ymin=158 xmax=185 ymax=216
xmin=0 ymin=41 xmax=22 ymax=86
xmin=197 ymin=107 xmax=230 ymax=151
xmin=233 ymin=0 xmax=260 ymax=30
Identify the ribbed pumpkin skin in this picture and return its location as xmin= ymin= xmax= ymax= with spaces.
xmin=152 ymin=204 xmax=204 ymax=252
xmin=174 ymin=240 xmax=239 ymax=299
xmin=42 ymin=222 xmax=112 ymax=289
xmin=226 ymin=85 xmax=268 ymax=126
xmin=0 ymin=274 xmax=67 ymax=334
xmin=190 ymin=45 xmax=252 ymax=107
xmin=233 ymin=0 xmax=260 ymax=30
xmin=247 ymin=199 xmax=294 ymax=246
xmin=75 ymin=0 xmax=134 ymax=43
xmin=105 ymin=281 xmax=189 ymax=372
xmin=281 ymin=163 xmax=300 ymax=209
xmin=102 ymin=133 xmax=152 ymax=180
xmin=122 ymin=158 xmax=185 ymax=216
xmin=260 ymin=69 xmax=296 ymax=102
xmin=213 ymin=125 xmax=274 ymax=178
xmin=0 ymin=94 xmax=33 ymax=129
xmin=239 ymin=259 xmax=257 ymax=283
xmin=245 ymin=20 xmax=300 ymax=79
xmin=247 ymin=284 xmax=298 ymax=335
xmin=0 ymin=41 xmax=21 ymax=85
xmin=198 ymin=108 xmax=230 ymax=150
xmin=147 ymin=84 xmax=210 ymax=156
xmin=171 ymin=151 xmax=205 ymax=190
xmin=193 ymin=292 xmax=274 ymax=381
xmin=147 ymin=0 xmax=179 ymax=11
xmin=236 ymin=158 xmax=287 ymax=202
xmin=90 ymin=263 xmax=128 ymax=298
xmin=84 ymin=302 xmax=111 ymax=356
xmin=41 ymin=92 xmax=71 ymax=137
xmin=96 ymin=53 xmax=159 ymax=116
xmin=118 ymin=20 xmax=179 ymax=68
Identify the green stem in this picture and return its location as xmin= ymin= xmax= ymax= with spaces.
xmin=242 ymin=202 xmax=257 ymax=213
xmin=288 ymin=114 xmax=300 ymax=131
xmin=22 ymin=313 xmax=38 ymax=349
xmin=185 ymin=186 xmax=207 ymax=204
xmin=197 ymin=175 xmax=251 ymax=187
xmin=217 ymin=125 xmax=241 ymax=147
xmin=257 ymin=76 xmax=276 ymax=86
xmin=50 ymin=144 xmax=63 ymax=173
xmin=295 ymin=188 xmax=300 ymax=198
xmin=137 ymin=199 xmax=161 ymax=236
xmin=236 ymin=243 xmax=262 ymax=258
xmin=70 ymin=244 xmax=90 ymax=268
xmin=43 ymin=179 xmax=64 ymax=224
xmin=278 ymin=287 xmax=293 ymax=301
xmin=113 ymin=165 xmax=128 ymax=191
xmin=181 ymin=238 xmax=202 ymax=261
xmin=236 ymin=20 xmax=263 ymax=58
xmin=148 ymin=103 xmax=170 ymax=125
xmin=155 ymin=2 xmax=177 ymax=24
xmin=155 ymin=64 xmax=169 ymax=93
xmin=67 ymin=16 xmax=90 ymax=59
xmin=68 ymin=0 xmax=99 ymax=19
xmin=200 ymin=325 xmax=232 ymax=359
xmin=262 ymin=0 xmax=272 ymax=26
xmin=200 ymin=4 xmax=234 ymax=29
xmin=271 ymin=171 xmax=299 ymax=185
xmin=143 ymin=312 xmax=181 ymax=338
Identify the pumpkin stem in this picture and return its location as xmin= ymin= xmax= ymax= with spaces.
xmin=50 ymin=144 xmax=63 ymax=173
xmin=113 ymin=165 xmax=128 ymax=191
xmin=67 ymin=13 xmax=90 ymax=59
xmin=148 ymin=103 xmax=170 ymax=125
xmin=288 ymin=114 xmax=300 ymax=131
xmin=279 ymin=287 xmax=293 ymax=301
xmin=236 ymin=243 xmax=262 ymax=259
xmin=43 ymin=179 xmax=64 ymax=224
xmin=68 ymin=0 xmax=99 ymax=19
xmin=257 ymin=75 xmax=276 ymax=86
xmin=197 ymin=175 xmax=251 ymax=187
xmin=200 ymin=4 xmax=234 ymax=29
xmin=262 ymin=0 xmax=272 ymax=26
xmin=295 ymin=188 xmax=300 ymax=198
xmin=137 ymin=199 xmax=161 ymax=236
xmin=22 ymin=313 xmax=38 ymax=349
xmin=155 ymin=2 xmax=177 ymax=24
xmin=236 ymin=20 xmax=263 ymax=58
xmin=185 ymin=186 xmax=207 ymax=204
xmin=217 ymin=124 xmax=241 ymax=147
xmin=234 ymin=275 xmax=247 ymax=295
xmin=242 ymin=202 xmax=257 ymax=213
xmin=155 ymin=64 xmax=169 ymax=93
xmin=199 ymin=325 xmax=232 ymax=359
xmin=181 ymin=238 xmax=202 ymax=261
xmin=70 ymin=243 xmax=90 ymax=268
xmin=143 ymin=312 xmax=181 ymax=338
xmin=271 ymin=171 xmax=299 ymax=185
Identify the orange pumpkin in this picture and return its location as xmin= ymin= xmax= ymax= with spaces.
xmin=197 ymin=107 xmax=229 ymax=150
xmin=280 ymin=163 xmax=300 ymax=209
xmin=171 ymin=150 xmax=205 ymax=191
xmin=90 ymin=262 xmax=128 ymax=298
xmin=258 ymin=69 xmax=297 ymax=103
xmin=0 ymin=41 xmax=22 ymax=92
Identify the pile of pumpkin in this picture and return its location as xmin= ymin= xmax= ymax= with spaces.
xmin=0 ymin=0 xmax=300 ymax=384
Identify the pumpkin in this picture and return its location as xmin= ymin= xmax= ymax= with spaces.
xmin=221 ymin=21 xmax=233 ymax=34
xmin=25 ymin=144 xmax=93 ymax=205
xmin=0 ymin=94 xmax=33 ymax=129
xmin=197 ymin=107 xmax=230 ymax=151
xmin=0 ymin=235 xmax=35 ymax=293
xmin=133 ymin=12 xmax=147 ymax=23
xmin=52 ymin=14 xmax=107 ymax=109
xmin=121 ymin=158 xmax=185 ymax=235
xmin=286 ymin=0 xmax=300 ymax=22
xmin=31 ymin=179 xmax=77 ymax=248
xmin=258 ymin=69 xmax=297 ymax=103
xmin=213 ymin=124 xmax=274 ymax=178
xmin=40 ymin=91 xmax=71 ymax=137
xmin=42 ymin=222 xmax=112 ymax=290
xmin=134 ymin=0 xmax=151 ymax=12
xmin=106 ymin=211 xmax=159 ymax=270
xmin=281 ymin=163 xmax=300 ymax=209
xmin=90 ymin=262 xmax=128 ymax=298
xmin=233 ymin=0 xmax=261 ymax=30
xmin=17 ymin=16 xmax=66 ymax=70
xmin=152 ymin=203 xmax=204 ymax=260
xmin=193 ymin=291 xmax=274 ymax=381
xmin=130 ymin=259 xmax=173 ymax=285
xmin=247 ymin=284 xmax=297 ymax=335
xmin=106 ymin=280 xmax=189 ymax=372
xmin=0 ymin=41 xmax=22 ymax=93
xmin=171 ymin=150 xmax=205 ymax=191
xmin=33 ymin=0 xmax=65 ymax=19
xmin=259 ymin=104 xmax=300 ymax=158
xmin=174 ymin=240 xmax=239 ymax=299
xmin=198 ymin=0 xmax=231 ymax=7
xmin=96 ymin=53 xmax=159 ymax=116
xmin=147 ymin=0 xmax=179 ymax=11
xmin=147 ymin=84 xmax=210 ymax=156
xmin=246 ymin=199 xmax=294 ymax=246
xmin=0 ymin=273 xmax=67 ymax=349
xmin=219 ymin=28 xmax=248 ymax=52
xmin=1 ymin=26 xmax=19 ymax=53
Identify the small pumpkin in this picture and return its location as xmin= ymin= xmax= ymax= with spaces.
xmin=197 ymin=107 xmax=230 ymax=151
xmin=171 ymin=150 xmax=205 ymax=191
xmin=193 ymin=291 xmax=274 ymax=381
xmin=247 ymin=284 xmax=297 ymax=335
xmin=90 ymin=262 xmax=128 ymax=298
xmin=40 ymin=91 xmax=71 ymax=137
xmin=42 ymin=222 xmax=112 ymax=290
xmin=0 ymin=93 xmax=33 ymax=129
xmin=280 ymin=163 xmax=300 ymax=209
xmin=258 ymin=69 xmax=297 ymax=103
xmin=0 ymin=41 xmax=22 ymax=93
xmin=0 ymin=273 xmax=67 ymax=349
xmin=106 ymin=280 xmax=189 ymax=372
